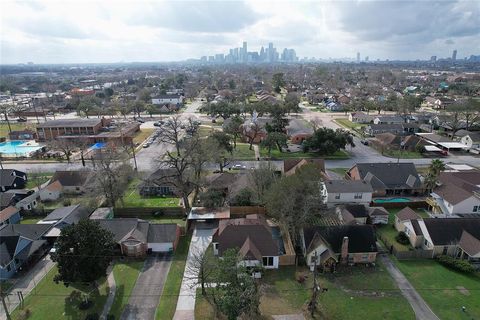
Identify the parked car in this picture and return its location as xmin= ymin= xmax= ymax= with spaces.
xmin=361 ymin=140 xmax=369 ymax=145
xmin=137 ymin=118 xmax=145 ymax=123
xmin=17 ymin=117 xmax=27 ymax=122
xmin=143 ymin=143 xmax=150 ymax=148
xmin=153 ymin=122 xmax=161 ymax=127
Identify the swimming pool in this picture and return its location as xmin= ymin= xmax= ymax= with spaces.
xmin=373 ymin=197 xmax=411 ymax=203
xmin=0 ymin=140 xmax=44 ymax=157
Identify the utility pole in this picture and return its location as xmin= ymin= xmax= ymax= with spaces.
xmin=309 ymin=251 xmax=319 ymax=318
xmin=131 ymin=142 xmax=138 ymax=171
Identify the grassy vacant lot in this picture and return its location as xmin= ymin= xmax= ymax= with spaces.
xmin=335 ymin=118 xmax=363 ymax=130
xmin=394 ymin=259 xmax=480 ymax=319
xmin=133 ymin=128 xmax=154 ymax=145
xmin=0 ymin=123 xmax=30 ymax=138
xmin=155 ymin=234 xmax=191 ymax=320
xmin=195 ymin=263 xmax=413 ymax=319
xmin=25 ymin=172 xmax=52 ymax=189
xmin=232 ymin=143 xmax=255 ymax=160
xmin=121 ymin=178 xmax=180 ymax=207
xmin=383 ymin=149 xmax=423 ymax=159
xmin=109 ymin=260 xmax=144 ymax=319
xmin=11 ymin=267 xmax=108 ymax=320
xmin=40 ymin=195 xmax=92 ymax=211
xmin=260 ymin=148 xmax=350 ymax=160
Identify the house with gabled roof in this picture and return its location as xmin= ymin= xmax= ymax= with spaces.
xmin=44 ymin=170 xmax=94 ymax=195
xmin=212 ymin=215 xmax=284 ymax=270
xmin=321 ymin=180 xmax=373 ymax=207
xmin=301 ymin=225 xmax=377 ymax=272
xmin=347 ymin=163 xmax=423 ymax=197
xmin=0 ymin=169 xmax=27 ymax=192
xmin=283 ymin=158 xmax=325 ymax=176
xmin=0 ymin=223 xmax=52 ymax=279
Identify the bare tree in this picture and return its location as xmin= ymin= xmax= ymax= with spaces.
xmin=158 ymin=115 xmax=184 ymax=156
xmin=309 ymin=116 xmax=323 ymax=131
xmin=91 ymin=147 xmax=134 ymax=207
xmin=244 ymin=121 xmax=264 ymax=151
xmin=48 ymin=139 xmax=77 ymax=163
xmin=248 ymin=162 xmax=278 ymax=205
xmin=185 ymin=250 xmax=215 ymax=296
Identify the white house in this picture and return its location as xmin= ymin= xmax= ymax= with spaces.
xmin=39 ymin=180 xmax=62 ymax=201
xmin=373 ymin=116 xmax=404 ymax=125
xmin=428 ymin=170 xmax=480 ymax=216
xmin=321 ymin=180 xmax=373 ymax=208
xmin=151 ymin=94 xmax=183 ymax=105
xmin=460 ymin=132 xmax=480 ymax=150
xmin=349 ymin=112 xmax=373 ymax=124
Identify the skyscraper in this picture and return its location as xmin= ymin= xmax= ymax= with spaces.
xmin=356 ymin=52 xmax=360 ymax=62
xmin=452 ymin=49 xmax=457 ymax=61
xmin=268 ymin=42 xmax=274 ymax=62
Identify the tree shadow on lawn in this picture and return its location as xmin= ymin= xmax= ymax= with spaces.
xmin=62 ymin=281 xmax=104 ymax=319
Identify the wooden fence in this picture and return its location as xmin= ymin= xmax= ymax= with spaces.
xmin=371 ymin=201 xmax=428 ymax=209
xmin=230 ymin=206 xmax=267 ymax=217
xmin=377 ymin=233 xmax=433 ymax=260
xmin=113 ymin=207 xmax=185 ymax=217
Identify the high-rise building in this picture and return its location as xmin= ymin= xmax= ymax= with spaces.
xmin=242 ymin=41 xmax=248 ymax=62
xmin=452 ymin=49 xmax=457 ymax=61
xmin=430 ymin=55 xmax=437 ymax=62
xmin=268 ymin=42 xmax=274 ymax=62
xmin=356 ymin=52 xmax=360 ymax=62
xmin=365 ymin=56 xmax=369 ymax=62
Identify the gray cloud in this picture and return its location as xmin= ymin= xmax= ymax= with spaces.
xmin=336 ymin=1 xmax=480 ymax=43
xmin=128 ymin=1 xmax=261 ymax=33
xmin=445 ymin=39 xmax=455 ymax=45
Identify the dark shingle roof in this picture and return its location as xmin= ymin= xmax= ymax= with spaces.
xmin=0 ymin=169 xmax=26 ymax=188
xmin=353 ymin=163 xmax=421 ymax=190
xmin=50 ymin=170 xmax=92 ymax=187
xmin=396 ymin=207 xmax=420 ymax=221
xmin=304 ymin=225 xmax=377 ymax=254
xmin=37 ymin=118 xmax=102 ymax=128
xmin=341 ymin=205 xmax=369 ymax=218
xmin=434 ymin=171 xmax=480 ymax=205
xmin=42 ymin=205 xmax=91 ymax=225
xmin=0 ymin=193 xmax=16 ymax=209
xmin=97 ymin=219 xmax=177 ymax=244
xmin=324 ymin=180 xmax=373 ymax=193
xmin=213 ymin=217 xmax=279 ymax=257
xmin=147 ymin=224 xmax=178 ymax=243
xmin=0 ymin=223 xmax=52 ymax=240
xmin=423 ymin=218 xmax=480 ymax=246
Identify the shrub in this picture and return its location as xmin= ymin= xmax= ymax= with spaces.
xmin=78 ymin=299 xmax=93 ymax=310
xmin=85 ymin=313 xmax=99 ymax=320
xmin=395 ymin=231 xmax=410 ymax=245
xmin=436 ymin=255 xmax=476 ymax=274
xmin=18 ymin=308 xmax=31 ymax=320
xmin=63 ymin=199 xmax=72 ymax=206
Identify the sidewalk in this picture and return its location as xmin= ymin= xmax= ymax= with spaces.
xmin=100 ymin=266 xmax=116 ymax=320
xmin=253 ymin=145 xmax=260 ymax=160
xmin=1 ymin=257 xmax=55 ymax=320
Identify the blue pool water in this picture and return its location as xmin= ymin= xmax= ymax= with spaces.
xmin=373 ymin=197 xmax=411 ymax=203
xmin=0 ymin=140 xmax=43 ymax=157
xmin=91 ymin=142 xmax=106 ymax=150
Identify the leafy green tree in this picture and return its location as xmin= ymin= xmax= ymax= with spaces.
xmin=200 ymin=189 xmax=225 ymax=208
xmin=248 ymin=162 xmax=278 ymax=204
xmin=261 ymin=132 xmax=288 ymax=156
xmin=303 ymin=128 xmax=351 ymax=155
xmin=272 ymin=73 xmax=285 ymax=93
xmin=223 ymin=116 xmax=244 ymax=149
xmin=231 ymin=188 xmax=254 ymax=206
xmin=52 ymin=219 xmax=116 ymax=286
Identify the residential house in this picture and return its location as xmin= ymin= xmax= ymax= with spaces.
xmin=286 ymin=119 xmax=314 ymax=144
xmin=347 ymin=163 xmax=423 ymax=197
xmin=367 ymin=207 xmax=389 ymax=225
xmin=349 ymin=112 xmax=373 ymax=124
xmin=39 ymin=205 xmax=91 ymax=238
xmin=428 ymin=170 xmax=480 ymax=215
xmin=204 ymin=172 xmax=250 ymax=204
xmin=373 ymin=133 xmax=426 ymax=152
xmin=98 ymin=219 xmax=180 ymax=257
xmin=301 ymin=225 xmax=377 ymax=271
xmin=321 ymin=180 xmax=373 ymax=208
xmin=373 ymin=116 xmax=404 ymax=125
xmin=89 ymin=207 xmax=114 ymax=220
xmin=283 ymin=158 xmax=325 ymax=177
xmin=0 ymin=193 xmax=16 ymax=210
xmin=0 ymin=223 xmax=52 ymax=279
xmin=212 ymin=215 xmax=283 ymax=270
xmin=459 ymin=131 xmax=480 ymax=150
xmin=39 ymin=180 xmax=62 ymax=201
xmin=151 ymin=94 xmax=184 ymax=105
xmin=394 ymin=207 xmax=425 ymax=248
xmin=240 ymin=118 xmax=268 ymax=144
xmin=6 ymin=190 xmax=39 ymax=211
xmin=0 ymin=206 xmax=21 ymax=226
xmin=43 ymin=170 xmax=94 ymax=196
xmin=139 ymin=168 xmax=183 ymax=197
xmin=365 ymin=124 xmax=403 ymax=136
xmin=0 ymin=169 xmax=27 ymax=192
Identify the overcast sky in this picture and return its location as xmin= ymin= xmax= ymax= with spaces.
xmin=1 ymin=0 xmax=479 ymax=64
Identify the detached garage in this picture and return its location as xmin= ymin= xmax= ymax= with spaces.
xmin=147 ymin=224 xmax=181 ymax=253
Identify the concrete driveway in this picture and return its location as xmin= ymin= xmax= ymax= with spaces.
xmin=173 ymin=227 xmax=215 ymax=320
xmin=120 ymin=253 xmax=172 ymax=320
xmin=380 ymin=255 xmax=439 ymax=320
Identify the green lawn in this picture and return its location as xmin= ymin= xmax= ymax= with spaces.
xmin=155 ymin=234 xmax=191 ymax=320
xmin=394 ymin=259 xmax=480 ymax=319
xmin=109 ymin=260 xmax=144 ymax=319
xmin=383 ymin=149 xmax=424 ymax=159
xmin=196 ymin=263 xmax=413 ymax=319
xmin=133 ymin=128 xmax=154 ymax=145
xmin=328 ymin=168 xmax=349 ymax=177
xmin=121 ymin=178 xmax=180 ymax=208
xmin=0 ymin=123 xmax=31 ymax=138
xmin=40 ymin=196 xmax=90 ymax=211
xmin=335 ymin=118 xmax=363 ymax=130
xmin=232 ymin=143 xmax=255 ymax=160
xmin=25 ymin=172 xmax=52 ymax=189
xmin=260 ymin=147 xmax=350 ymax=160
xmin=20 ymin=217 xmax=45 ymax=224
xmin=11 ymin=267 xmax=109 ymax=320
xmin=144 ymin=216 xmax=186 ymax=227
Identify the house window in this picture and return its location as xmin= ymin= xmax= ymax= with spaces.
xmin=6 ymin=264 xmax=11 ymax=272
xmin=335 ymin=194 xmax=341 ymax=199
xmin=442 ymin=246 xmax=448 ymax=255
xmin=473 ymin=206 xmax=478 ymax=212
xmin=263 ymin=257 xmax=274 ymax=267
xmin=354 ymin=193 xmax=363 ymax=199
xmin=424 ymin=239 xmax=429 ymax=247
xmin=362 ymin=254 xmax=369 ymax=261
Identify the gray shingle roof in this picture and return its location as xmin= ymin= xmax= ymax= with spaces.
xmin=354 ymin=163 xmax=421 ymax=190
xmin=324 ymin=180 xmax=373 ymax=193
